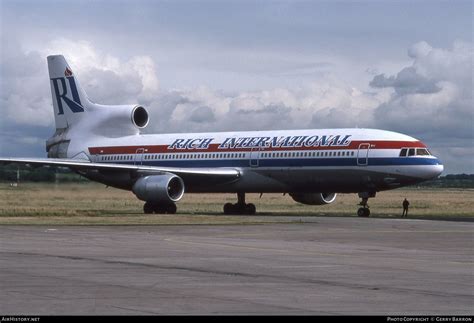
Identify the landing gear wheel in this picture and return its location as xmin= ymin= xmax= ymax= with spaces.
xmin=143 ymin=202 xmax=177 ymax=214
xmin=165 ymin=203 xmax=177 ymax=214
xmin=153 ymin=205 xmax=166 ymax=214
xmin=223 ymin=203 xmax=234 ymax=215
xmin=223 ymin=193 xmax=257 ymax=215
xmin=246 ymin=203 xmax=256 ymax=215
xmin=357 ymin=207 xmax=370 ymax=217
xmin=144 ymin=202 xmax=154 ymax=214
xmin=357 ymin=192 xmax=375 ymax=217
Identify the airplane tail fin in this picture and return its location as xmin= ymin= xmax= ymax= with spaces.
xmin=47 ymin=55 xmax=91 ymax=129
xmin=46 ymin=55 xmax=148 ymax=158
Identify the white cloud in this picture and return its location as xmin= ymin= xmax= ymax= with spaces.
xmin=1 ymin=38 xmax=161 ymax=128
xmin=371 ymin=40 xmax=473 ymax=140
xmin=42 ymin=39 xmax=160 ymax=105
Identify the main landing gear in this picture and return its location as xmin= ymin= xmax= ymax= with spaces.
xmin=143 ymin=201 xmax=177 ymax=214
xmin=223 ymin=192 xmax=256 ymax=215
xmin=357 ymin=192 xmax=376 ymax=217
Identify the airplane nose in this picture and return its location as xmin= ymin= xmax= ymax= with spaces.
xmin=421 ymin=160 xmax=443 ymax=180
xmin=431 ymin=163 xmax=444 ymax=178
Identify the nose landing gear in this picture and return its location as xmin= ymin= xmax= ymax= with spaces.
xmin=357 ymin=198 xmax=370 ymax=217
xmin=357 ymin=192 xmax=375 ymax=217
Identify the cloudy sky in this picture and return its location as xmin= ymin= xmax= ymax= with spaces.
xmin=0 ymin=0 xmax=472 ymax=173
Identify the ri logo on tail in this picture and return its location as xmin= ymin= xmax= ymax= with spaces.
xmin=48 ymin=55 xmax=92 ymax=129
xmin=50 ymin=68 xmax=85 ymax=115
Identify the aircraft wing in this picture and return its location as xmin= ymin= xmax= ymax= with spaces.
xmin=0 ymin=157 xmax=241 ymax=181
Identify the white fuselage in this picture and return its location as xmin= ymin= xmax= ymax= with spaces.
xmin=69 ymin=128 xmax=443 ymax=193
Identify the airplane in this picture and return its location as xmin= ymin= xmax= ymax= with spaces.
xmin=0 ymin=55 xmax=444 ymax=217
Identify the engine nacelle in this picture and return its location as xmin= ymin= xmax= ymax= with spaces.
xmin=90 ymin=104 xmax=149 ymax=136
xmin=132 ymin=175 xmax=185 ymax=203
xmin=290 ymin=192 xmax=337 ymax=205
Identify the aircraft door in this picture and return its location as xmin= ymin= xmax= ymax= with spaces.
xmin=249 ymin=148 xmax=260 ymax=167
xmin=357 ymin=143 xmax=370 ymax=166
xmin=135 ymin=148 xmax=145 ymax=165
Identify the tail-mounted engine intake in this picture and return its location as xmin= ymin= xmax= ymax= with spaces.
xmin=290 ymin=192 xmax=337 ymax=205
xmin=131 ymin=106 xmax=149 ymax=128
xmin=132 ymin=174 xmax=185 ymax=204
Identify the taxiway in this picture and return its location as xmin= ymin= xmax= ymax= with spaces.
xmin=0 ymin=217 xmax=472 ymax=315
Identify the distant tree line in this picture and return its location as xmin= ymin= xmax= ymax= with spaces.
xmin=0 ymin=165 xmax=473 ymax=188
xmin=419 ymin=174 xmax=474 ymax=188
xmin=0 ymin=165 xmax=88 ymax=183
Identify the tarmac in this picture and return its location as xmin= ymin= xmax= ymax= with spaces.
xmin=0 ymin=217 xmax=472 ymax=315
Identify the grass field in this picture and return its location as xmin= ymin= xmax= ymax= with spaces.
xmin=0 ymin=182 xmax=473 ymax=225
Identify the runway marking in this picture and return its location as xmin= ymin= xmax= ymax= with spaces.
xmin=163 ymin=237 xmax=354 ymax=257
xmin=162 ymin=237 xmax=474 ymax=265
xmin=267 ymin=265 xmax=343 ymax=269
xmin=210 ymin=229 xmax=474 ymax=238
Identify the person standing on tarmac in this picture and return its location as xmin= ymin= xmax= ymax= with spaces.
xmin=402 ymin=198 xmax=410 ymax=217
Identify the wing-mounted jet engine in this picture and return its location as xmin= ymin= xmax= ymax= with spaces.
xmin=132 ymin=174 xmax=185 ymax=214
xmin=290 ymin=193 xmax=337 ymax=205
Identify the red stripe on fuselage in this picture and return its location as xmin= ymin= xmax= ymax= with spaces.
xmin=88 ymin=140 xmax=426 ymax=155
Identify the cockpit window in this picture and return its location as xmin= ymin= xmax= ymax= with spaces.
xmin=416 ymin=148 xmax=430 ymax=156
xmin=401 ymin=147 xmax=432 ymax=157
